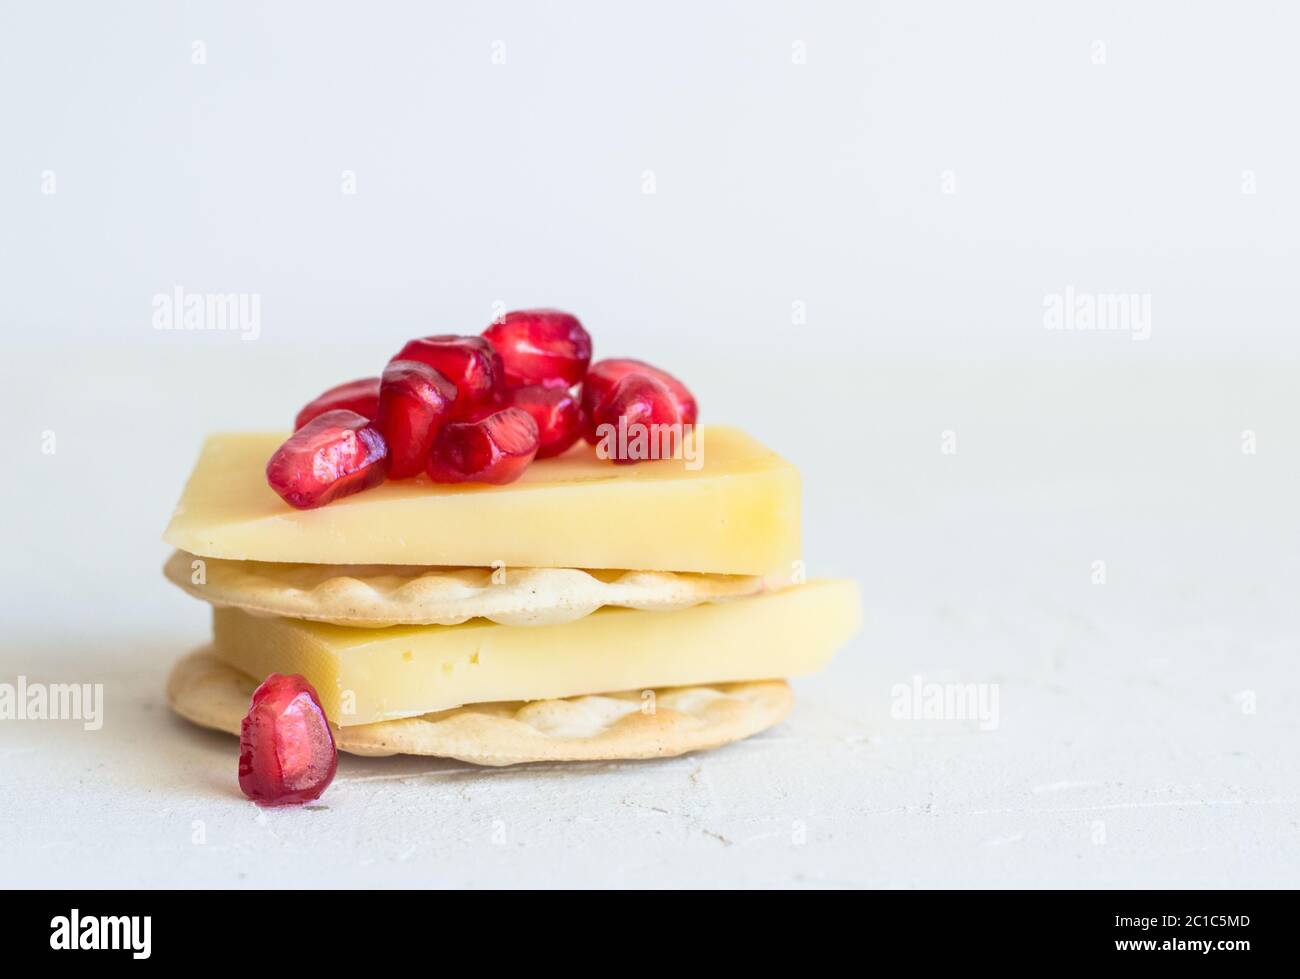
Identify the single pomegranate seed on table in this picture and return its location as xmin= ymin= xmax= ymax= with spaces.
xmin=482 ymin=309 xmax=592 ymax=388
xmin=591 ymin=372 xmax=683 ymax=464
xmin=375 ymin=360 xmax=458 ymax=479
xmin=239 ymin=673 xmax=338 ymax=806
xmin=507 ymin=383 xmax=582 ymax=458
xmin=391 ymin=335 xmax=503 ymax=419
xmin=581 ymin=358 xmax=697 ymax=442
xmin=426 ymin=406 xmax=540 ymax=484
xmin=265 ymin=409 xmax=388 ymax=509
xmin=294 ymin=377 xmax=381 ymax=430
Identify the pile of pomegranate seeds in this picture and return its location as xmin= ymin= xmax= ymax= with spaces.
xmin=238 ymin=673 xmax=337 ymax=806
xmin=267 ymin=308 xmax=698 ymax=508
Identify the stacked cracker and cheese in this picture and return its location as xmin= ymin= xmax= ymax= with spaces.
xmin=162 ymin=313 xmax=861 ymax=765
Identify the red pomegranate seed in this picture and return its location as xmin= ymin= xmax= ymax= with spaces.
xmin=239 ymin=673 xmax=338 ymax=806
xmin=507 ymin=383 xmax=582 ymax=458
xmin=590 ymin=373 xmax=683 ymax=464
xmin=426 ymin=407 xmax=540 ymax=484
xmin=265 ymin=409 xmax=388 ymax=509
xmin=294 ymin=377 xmax=380 ymax=430
xmin=482 ymin=309 xmax=592 ymax=388
xmin=581 ymin=358 xmax=697 ymax=442
xmin=391 ymin=335 xmax=503 ymax=419
xmin=376 ymin=360 xmax=458 ymax=479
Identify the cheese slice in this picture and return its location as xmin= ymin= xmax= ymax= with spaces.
xmin=164 ymin=427 xmax=799 ymax=575
xmin=211 ymin=579 xmax=861 ymax=725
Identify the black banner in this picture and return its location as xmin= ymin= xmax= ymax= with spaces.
xmin=1 ymin=889 xmax=1286 ymax=965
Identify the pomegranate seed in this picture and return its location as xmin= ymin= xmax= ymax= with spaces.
xmin=294 ymin=377 xmax=380 ymax=430
xmin=375 ymin=360 xmax=458 ymax=479
xmin=265 ymin=409 xmax=388 ymax=509
xmin=482 ymin=309 xmax=592 ymax=388
xmin=239 ymin=673 xmax=338 ymax=806
xmin=391 ymin=335 xmax=503 ymax=419
xmin=426 ymin=407 xmax=540 ymax=484
xmin=507 ymin=383 xmax=582 ymax=458
xmin=581 ymin=358 xmax=697 ymax=442
xmin=590 ymin=373 xmax=682 ymax=465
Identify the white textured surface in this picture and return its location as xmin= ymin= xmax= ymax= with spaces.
xmin=2 ymin=350 xmax=1298 ymax=888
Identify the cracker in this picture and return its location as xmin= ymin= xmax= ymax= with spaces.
xmin=164 ymin=551 xmax=773 ymax=628
xmin=166 ymin=649 xmax=793 ymax=765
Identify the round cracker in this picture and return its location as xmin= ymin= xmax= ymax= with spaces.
xmin=164 ymin=551 xmax=773 ymax=628
xmin=166 ymin=649 xmax=793 ymax=765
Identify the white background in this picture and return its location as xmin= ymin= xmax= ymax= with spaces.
xmin=2 ymin=2 xmax=1297 ymax=888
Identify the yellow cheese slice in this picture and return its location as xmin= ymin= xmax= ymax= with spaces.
xmin=163 ymin=427 xmax=799 ymax=575
xmin=211 ymin=579 xmax=861 ymax=725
